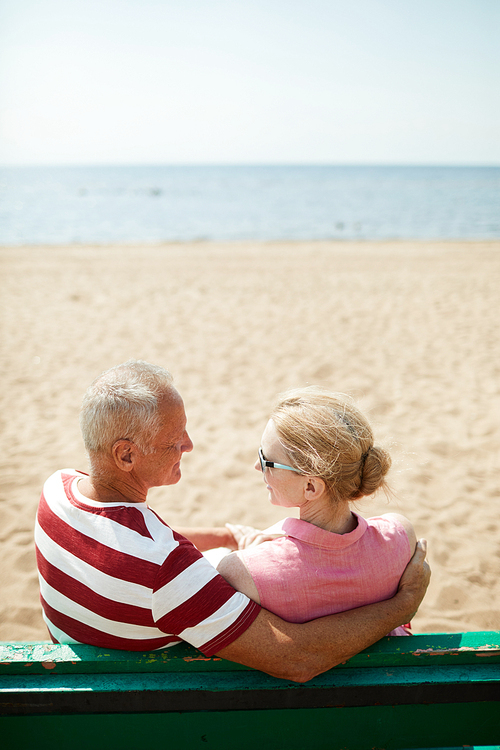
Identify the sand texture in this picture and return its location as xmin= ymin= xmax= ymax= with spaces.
xmin=1 ymin=240 xmax=499 ymax=641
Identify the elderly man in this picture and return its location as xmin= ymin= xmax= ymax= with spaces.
xmin=35 ymin=360 xmax=430 ymax=683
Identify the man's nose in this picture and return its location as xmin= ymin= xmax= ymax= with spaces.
xmin=183 ymin=433 xmax=194 ymax=453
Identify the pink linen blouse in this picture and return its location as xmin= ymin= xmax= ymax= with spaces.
xmin=240 ymin=513 xmax=412 ymax=633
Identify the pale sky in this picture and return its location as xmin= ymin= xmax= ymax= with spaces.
xmin=0 ymin=0 xmax=498 ymax=166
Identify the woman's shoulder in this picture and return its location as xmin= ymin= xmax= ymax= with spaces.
xmin=217 ymin=550 xmax=261 ymax=604
xmin=371 ymin=513 xmax=417 ymax=551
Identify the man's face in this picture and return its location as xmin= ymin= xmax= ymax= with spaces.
xmin=137 ymin=389 xmax=193 ymax=489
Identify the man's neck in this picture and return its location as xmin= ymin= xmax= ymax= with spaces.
xmin=77 ymin=475 xmax=147 ymax=505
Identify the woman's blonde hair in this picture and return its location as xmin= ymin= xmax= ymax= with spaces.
xmin=270 ymin=386 xmax=391 ymax=503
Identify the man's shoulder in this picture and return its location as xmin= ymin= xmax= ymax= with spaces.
xmin=44 ymin=468 xmax=85 ymax=486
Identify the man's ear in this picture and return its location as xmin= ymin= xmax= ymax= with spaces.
xmin=304 ymin=476 xmax=326 ymax=501
xmin=112 ymin=439 xmax=139 ymax=472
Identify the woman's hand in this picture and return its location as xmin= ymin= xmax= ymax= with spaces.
xmin=225 ymin=523 xmax=282 ymax=550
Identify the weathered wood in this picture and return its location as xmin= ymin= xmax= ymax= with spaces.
xmin=2 ymin=631 xmax=499 ymax=674
xmin=1 ymin=632 xmax=499 ymax=749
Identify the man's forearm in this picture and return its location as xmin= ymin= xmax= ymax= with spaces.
xmin=217 ymin=586 xmax=419 ymax=683
xmin=288 ymin=586 xmax=421 ymax=679
xmin=175 ymin=526 xmax=236 ymax=552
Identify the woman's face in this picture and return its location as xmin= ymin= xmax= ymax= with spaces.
xmin=255 ymin=420 xmax=306 ymax=508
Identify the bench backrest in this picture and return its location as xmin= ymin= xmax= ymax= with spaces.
xmin=1 ymin=631 xmax=499 ymax=749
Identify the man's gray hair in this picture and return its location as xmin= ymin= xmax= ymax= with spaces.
xmin=80 ymin=360 xmax=174 ymax=456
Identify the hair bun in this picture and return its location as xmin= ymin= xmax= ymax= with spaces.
xmin=357 ymin=445 xmax=391 ymax=498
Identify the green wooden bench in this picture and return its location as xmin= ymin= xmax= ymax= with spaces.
xmin=1 ymin=632 xmax=499 ymax=749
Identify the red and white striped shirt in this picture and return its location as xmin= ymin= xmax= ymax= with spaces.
xmin=35 ymin=469 xmax=260 ymax=655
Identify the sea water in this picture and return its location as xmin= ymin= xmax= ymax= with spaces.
xmin=0 ymin=164 xmax=499 ymax=245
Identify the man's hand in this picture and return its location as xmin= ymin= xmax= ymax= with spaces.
xmin=397 ymin=539 xmax=431 ymax=619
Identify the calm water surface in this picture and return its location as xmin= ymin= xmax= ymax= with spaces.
xmin=0 ymin=165 xmax=499 ymax=244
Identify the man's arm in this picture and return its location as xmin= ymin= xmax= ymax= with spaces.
xmin=175 ymin=524 xmax=271 ymax=552
xmin=215 ymin=539 xmax=430 ymax=683
xmin=175 ymin=526 xmax=237 ymax=551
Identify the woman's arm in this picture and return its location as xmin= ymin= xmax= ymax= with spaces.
xmin=175 ymin=524 xmax=278 ymax=553
xmin=217 ymin=551 xmax=261 ymax=604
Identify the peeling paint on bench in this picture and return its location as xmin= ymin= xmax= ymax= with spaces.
xmin=1 ymin=631 xmax=499 ymax=750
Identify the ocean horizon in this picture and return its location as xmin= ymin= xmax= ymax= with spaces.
xmin=1 ymin=164 xmax=499 ymax=245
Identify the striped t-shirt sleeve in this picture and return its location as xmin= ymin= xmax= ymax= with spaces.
xmin=152 ymin=535 xmax=260 ymax=655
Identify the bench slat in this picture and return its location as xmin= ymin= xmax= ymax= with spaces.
xmin=1 ymin=632 xmax=499 ymax=749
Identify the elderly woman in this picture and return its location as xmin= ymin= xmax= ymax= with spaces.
xmin=217 ymin=387 xmax=416 ymax=635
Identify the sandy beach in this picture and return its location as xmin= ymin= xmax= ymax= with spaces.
xmin=1 ymin=239 xmax=499 ymax=642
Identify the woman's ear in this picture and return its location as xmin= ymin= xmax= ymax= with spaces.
xmin=304 ymin=476 xmax=326 ymax=500
xmin=112 ymin=439 xmax=139 ymax=472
